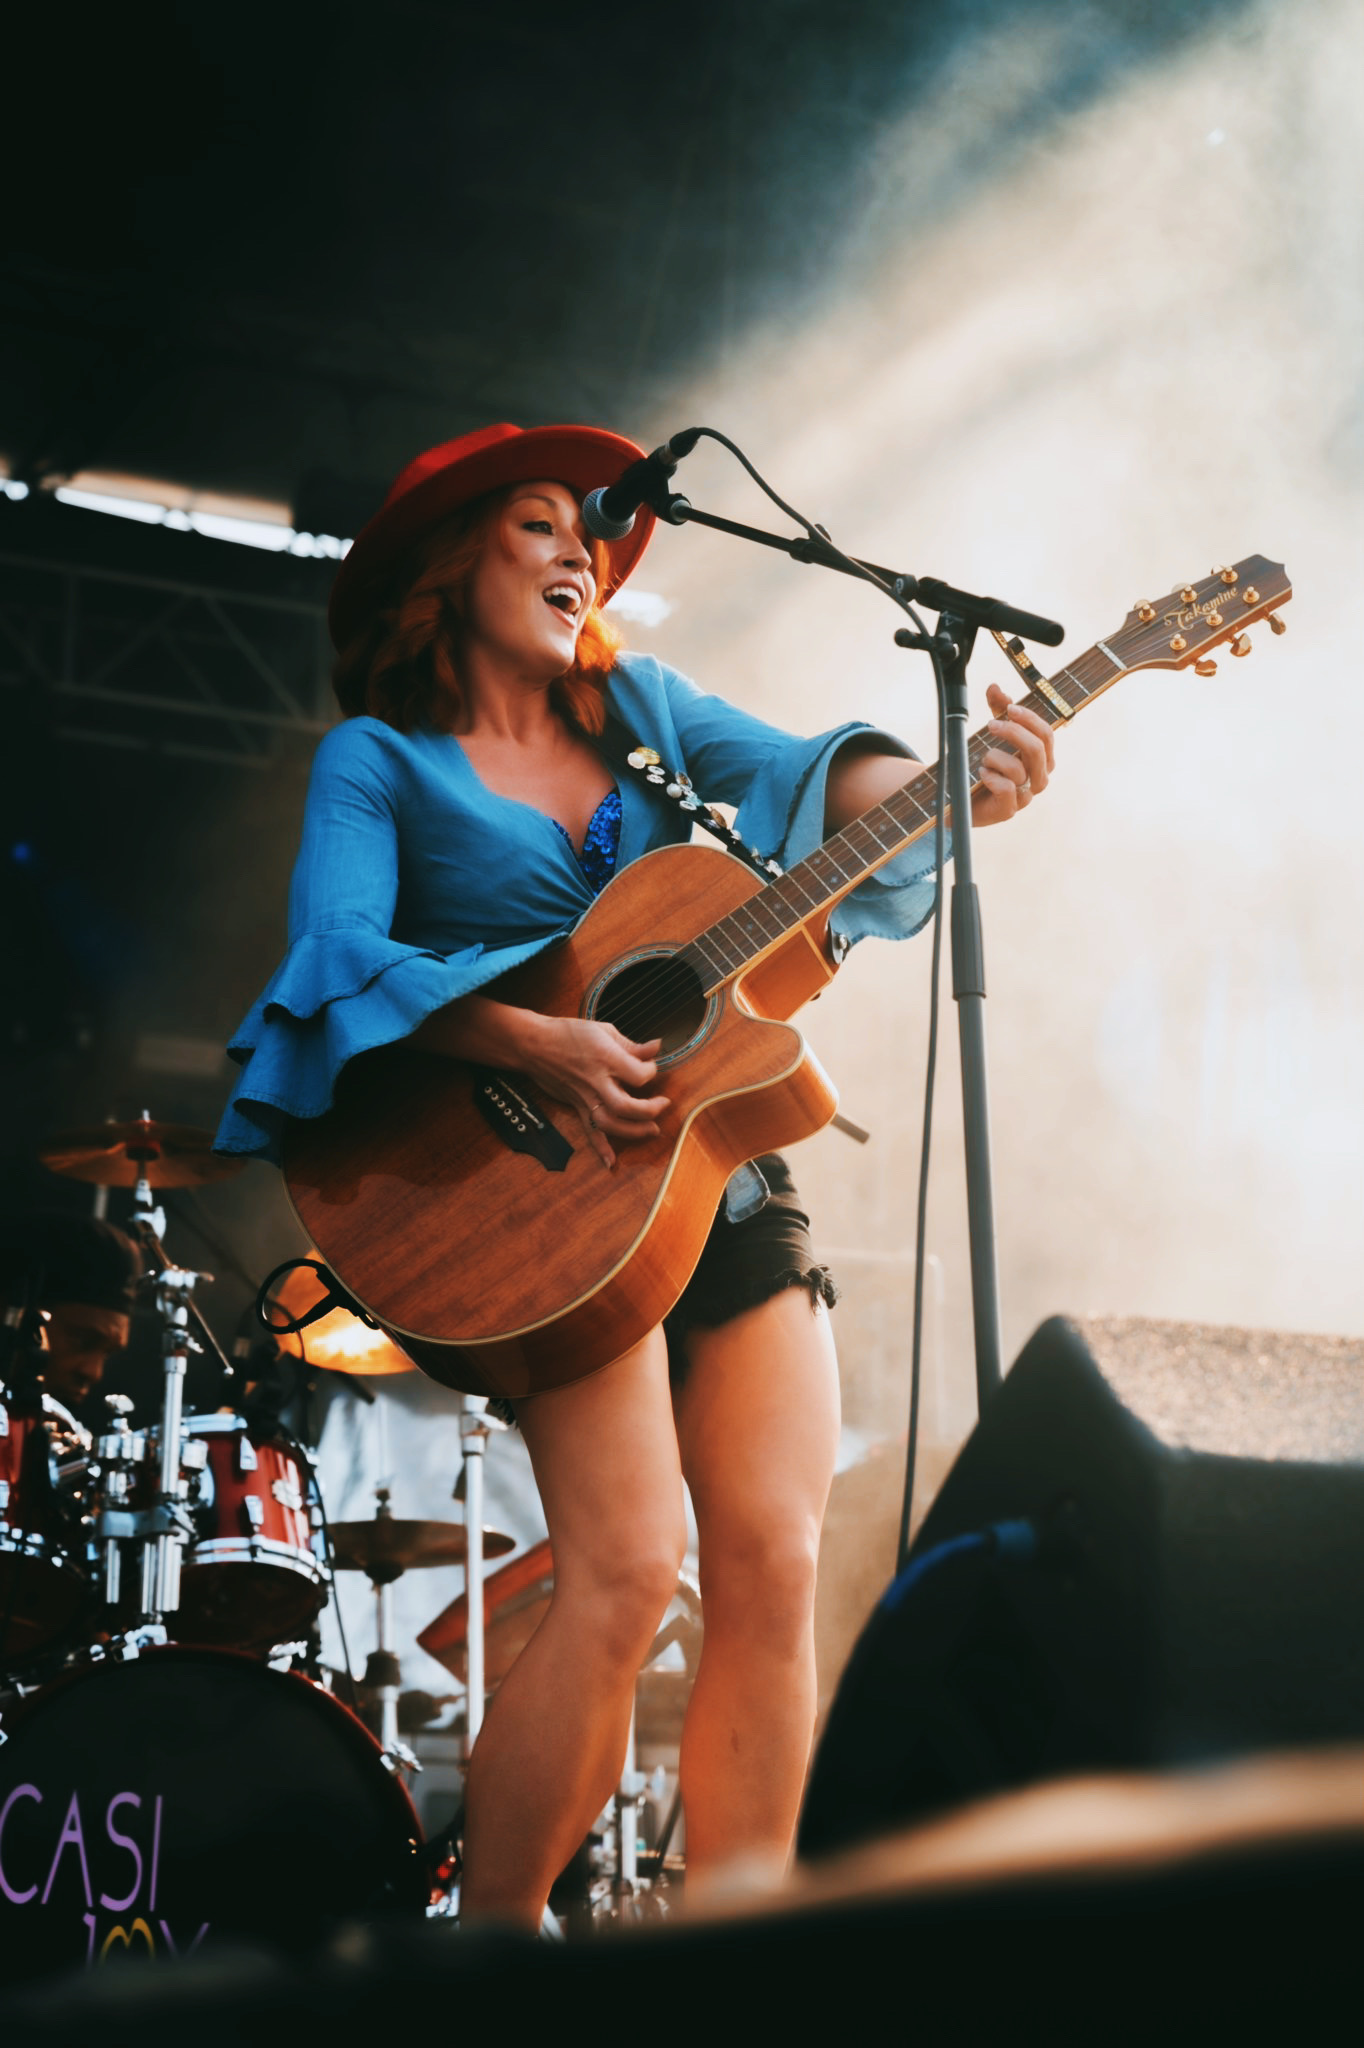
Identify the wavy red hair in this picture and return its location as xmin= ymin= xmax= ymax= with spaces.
xmin=332 ymin=487 xmax=622 ymax=734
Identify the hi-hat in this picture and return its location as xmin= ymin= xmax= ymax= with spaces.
xmin=269 ymin=1261 xmax=415 ymax=1377
xmin=40 ymin=1114 xmax=245 ymax=1189
xmin=328 ymin=1513 xmax=515 ymax=1582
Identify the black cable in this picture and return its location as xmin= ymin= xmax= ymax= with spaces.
xmin=683 ymin=428 xmax=950 ymax=1579
xmin=900 ymin=680 xmax=948 ymax=1573
xmin=294 ymin=1324 xmax=356 ymax=1695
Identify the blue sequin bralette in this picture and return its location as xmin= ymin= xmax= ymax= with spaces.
xmin=550 ymin=786 xmax=622 ymax=895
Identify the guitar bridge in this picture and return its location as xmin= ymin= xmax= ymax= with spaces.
xmin=473 ymin=1069 xmax=574 ymax=1173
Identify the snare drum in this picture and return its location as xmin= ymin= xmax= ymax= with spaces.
xmin=0 ymin=1391 xmax=91 ymax=1669
xmin=173 ymin=1415 xmax=329 ymax=1651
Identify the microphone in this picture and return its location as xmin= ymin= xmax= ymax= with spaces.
xmin=581 ymin=428 xmax=701 ymax=541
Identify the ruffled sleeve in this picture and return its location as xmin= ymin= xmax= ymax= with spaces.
xmin=612 ymin=657 xmax=949 ymax=956
xmin=735 ymin=724 xmax=949 ymax=958
xmin=215 ymin=721 xmax=553 ymax=1163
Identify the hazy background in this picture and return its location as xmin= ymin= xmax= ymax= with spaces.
xmin=4 ymin=0 xmax=1358 ymax=1709
xmin=317 ymin=0 xmax=1364 ymax=1704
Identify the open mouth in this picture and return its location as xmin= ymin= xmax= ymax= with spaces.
xmin=543 ymin=583 xmax=583 ymax=619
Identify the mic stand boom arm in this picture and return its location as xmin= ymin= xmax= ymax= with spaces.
xmin=659 ymin=494 xmax=1065 ymax=647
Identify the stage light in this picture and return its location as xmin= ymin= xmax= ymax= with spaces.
xmin=49 ymin=483 xmax=353 ymax=558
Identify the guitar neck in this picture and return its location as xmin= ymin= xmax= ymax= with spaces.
xmin=678 ymin=640 xmax=1122 ymax=993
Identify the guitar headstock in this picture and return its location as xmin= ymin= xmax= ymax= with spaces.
xmin=1108 ymin=555 xmax=1292 ymax=675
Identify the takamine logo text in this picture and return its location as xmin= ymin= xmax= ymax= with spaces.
xmin=0 ymin=1783 xmax=209 ymax=1962
xmin=1165 ymin=596 xmax=1228 ymax=629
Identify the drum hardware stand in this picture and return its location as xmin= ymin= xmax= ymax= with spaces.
xmin=599 ymin=1608 xmax=691 ymax=1920
xmin=79 ymin=1620 xmax=169 ymax=1666
xmin=611 ymin=1704 xmax=646 ymax=1908
xmin=457 ymin=1395 xmax=507 ymax=1762
xmin=118 ymin=1176 xmax=220 ymax=1626
xmin=359 ymin=1487 xmax=422 ymax=1779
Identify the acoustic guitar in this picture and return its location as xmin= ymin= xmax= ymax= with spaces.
xmin=285 ymin=557 xmax=1292 ymax=1400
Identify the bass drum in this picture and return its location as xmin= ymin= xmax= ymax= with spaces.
xmin=0 ymin=1647 xmax=426 ymax=1986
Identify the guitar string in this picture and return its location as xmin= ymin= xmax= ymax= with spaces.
xmin=595 ymin=685 xmax=1078 ymax=1044
xmin=594 ymin=681 xmax=1077 ymax=1046
xmin=581 ymin=595 xmax=1278 ymax=1046
xmin=585 ymin=593 xmax=1277 ymax=1048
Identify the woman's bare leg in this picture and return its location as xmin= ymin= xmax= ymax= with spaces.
xmin=459 ymin=1327 xmax=687 ymax=1928
xmin=672 ymin=1288 xmax=841 ymax=1884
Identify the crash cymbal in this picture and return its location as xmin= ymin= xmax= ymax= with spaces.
xmin=328 ymin=1513 xmax=515 ymax=1582
xmin=40 ymin=1114 xmax=245 ymax=1189
xmin=269 ymin=1261 xmax=415 ymax=1377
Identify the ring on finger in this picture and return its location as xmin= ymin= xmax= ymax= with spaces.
xmin=587 ymin=1100 xmax=604 ymax=1129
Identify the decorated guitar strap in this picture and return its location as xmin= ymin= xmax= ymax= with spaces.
xmin=593 ymin=714 xmax=780 ymax=1219
xmin=596 ymin=713 xmax=784 ymax=880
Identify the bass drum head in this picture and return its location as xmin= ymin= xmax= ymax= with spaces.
xmin=0 ymin=1647 xmax=425 ymax=1987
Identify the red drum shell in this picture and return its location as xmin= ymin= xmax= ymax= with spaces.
xmin=0 ymin=1397 xmax=90 ymax=1668
xmin=113 ymin=1415 xmax=329 ymax=1652
xmin=175 ymin=1417 xmax=328 ymax=1651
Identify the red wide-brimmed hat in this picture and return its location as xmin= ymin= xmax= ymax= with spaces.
xmin=327 ymin=421 xmax=656 ymax=647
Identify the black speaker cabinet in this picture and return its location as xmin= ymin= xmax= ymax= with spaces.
xmin=800 ymin=1314 xmax=1364 ymax=1858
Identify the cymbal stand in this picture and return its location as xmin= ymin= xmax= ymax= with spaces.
xmin=611 ymin=1703 xmax=645 ymax=1906
xmin=457 ymin=1395 xmax=506 ymax=1760
xmin=123 ymin=1177 xmax=208 ymax=1623
xmin=360 ymin=1488 xmax=419 ymax=1776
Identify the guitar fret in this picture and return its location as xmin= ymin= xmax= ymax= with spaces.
xmin=723 ymin=909 xmax=762 ymax=952
xmin=872 ymin=794 xmax=913 ymax=835
xmin=705 ymin=923 xmax=748 ymax=972
xmin=690 ymin=933 xmax=735 ymax=979
xmin=843 ymin=820 xmax=882 ymax=861
xmin=804 ymin=844 xmax=857 ymax=887
xmin=730 ymin=898 xmax=784 ymax=946
xmin=771 ymin=871 xmax=820 ymax=913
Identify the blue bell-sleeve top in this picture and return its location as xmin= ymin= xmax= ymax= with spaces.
xmin=215 ymin=651 xmax=947 ymax=1163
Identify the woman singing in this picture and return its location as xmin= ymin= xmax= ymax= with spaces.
xmin=216 ymin=422 xmax=1055 ymax=1927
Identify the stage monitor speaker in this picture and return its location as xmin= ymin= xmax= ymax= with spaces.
xmin=799 ymin=1314 xmax=1364 ymax=1859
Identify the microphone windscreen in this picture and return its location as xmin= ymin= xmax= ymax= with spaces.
xmin=581 ymin=486 xmax=636 ymax=543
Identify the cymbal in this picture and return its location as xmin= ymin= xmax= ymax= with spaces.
xmin=328 ymin=1514 xmax=515 ymax=1581
xmin=270 ymin=1261 xmax=415 ymax=1377
xmin=40 ymin=1116 xmax=245 ymax=1189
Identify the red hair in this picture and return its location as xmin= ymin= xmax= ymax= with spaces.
xmin=331 ymin=488 xmax=622 ymax=734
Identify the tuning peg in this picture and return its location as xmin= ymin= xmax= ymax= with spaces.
xmin=1135 ymin=601 xmax=1156 ymax=622
xmin=1194 ymin=658 xmax=1218 ymax=677
xmin=1230 ymin=634 xmax=1252 ymax=658
xmin=1268 ymin=613 xmax=1287 ymax=636
xmin=1240 ymin=586 xmax=1261 ymax=607
xmin=1204 ymin=609 xmax=1223 ymax=629
xmin=1178 ymin=585 xmax=1197 ymax=604
xmin=1214 ymin=564 xmax=1239 ymax=585
xmin=1169 ymin=634 xmax=1188 ymax=653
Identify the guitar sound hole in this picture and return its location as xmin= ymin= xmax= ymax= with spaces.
xmin=591 ymin=953 xmax=709 ymax=1059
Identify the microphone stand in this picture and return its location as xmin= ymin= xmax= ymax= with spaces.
xmin=652 ymin=484 xmax=1064 ymax=1415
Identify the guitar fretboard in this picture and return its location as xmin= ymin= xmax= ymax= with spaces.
xmin=677 ymin=642 xmax=1122 ymax=993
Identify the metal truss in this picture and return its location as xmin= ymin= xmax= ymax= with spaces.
xmin=0 ymin=546 xmax=334 ymax=769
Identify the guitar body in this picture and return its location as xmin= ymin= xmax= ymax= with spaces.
xmin=284 ymin=842 xmax=841 ymax=1401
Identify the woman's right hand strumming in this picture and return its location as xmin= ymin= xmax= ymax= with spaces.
xmin=412 ymin=996 xmax=667 ymax=1169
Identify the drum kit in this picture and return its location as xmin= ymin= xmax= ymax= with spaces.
xmin=0 ymin=1115 xmax=695 ymax=1983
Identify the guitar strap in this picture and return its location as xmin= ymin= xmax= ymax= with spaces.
xmin=591 ymin=714 xmax=782 ymax=1222
xmin=594 ymin=712 xmax=784 ymax=881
